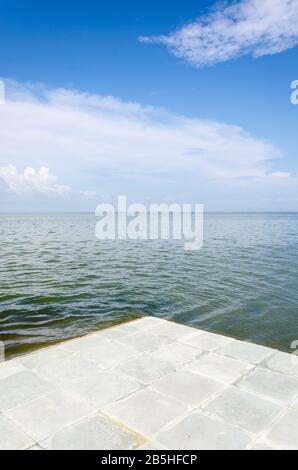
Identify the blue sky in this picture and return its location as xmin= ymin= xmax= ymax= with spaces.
xmin=0 ymin=0 xmax=298 ymax=211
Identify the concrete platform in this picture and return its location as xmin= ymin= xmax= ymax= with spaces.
xmin=0 ymin=317 xmax=298 ymax=450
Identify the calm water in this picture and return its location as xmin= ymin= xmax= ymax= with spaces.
xmin=0 ymin=213 xmax=298 ymax=358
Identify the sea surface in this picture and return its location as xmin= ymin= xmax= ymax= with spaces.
xmin=0 ymin=212 xmax=298 ymax=358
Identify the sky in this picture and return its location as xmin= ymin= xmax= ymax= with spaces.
xmin=0 ymin=0 xmax=297 ymax=211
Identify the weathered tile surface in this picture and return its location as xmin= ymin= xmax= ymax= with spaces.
xmin=0 ymin=414 xmax=34 ymax=450
xmin=43 ymin=414 xmax=143 ymax=450
xmin=266 ymin=351 xmax=298 ymax=379
xmin=182 ymin=331 xmax=233 ymax=351
xmin=204 ymin=387 xmax=284 ymax=433
xmin=217 ymin=340 xmax=274 ymax=364
xmin=266 ymin=408 xmax=298 ymax=449
xmin=104 ymin=388 xmax=187 ymax=438
xmin=64 ymin=371 xmax=143 ymax=409
xmin=118 ymin=331 xmax=169 ymax=353
xmin=0 ymin=371 xmax=54 ymax=411
xmin=114 ymin=354 xmax=175 ymax=384
xmin=188 ymin=352 xmax=253 ymax=384
xmin=7 ymin=390 xmax=94 ymax=441
xmin=150 ymin=342 xmax=202 ymax=367
xmin=157 ymin=411 xmax=251 ymax=450
xmin=0 ymin=360 xmax=26 ymax=380
xmin=237 ymin=367 xmax=298 ymax=404
xmin=0 ymin=317 xmax=297 ymax=450
xmin=151 ymin=370 xmax=223 ymax=407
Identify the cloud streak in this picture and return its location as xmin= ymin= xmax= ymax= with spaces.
xmin=139 ymin=0 xmax=298 ymax=67
xmin=0 ymin=79 xmax=291 ymax=206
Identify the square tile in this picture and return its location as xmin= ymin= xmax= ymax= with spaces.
xmin=61 ymin=334 xmax=110 ymax=354
xmin=118 ymin=331 xmax=169 ymax=353
xmin=0 ymin=414 xmax=34 ymax=450
xmin=204 ymin=387 xmax=284 ymax=434
xmin=0 ymin=360 xmax=26 ymax=380
xmin=149 ymin=321 xmax=194 ymax=340
xmin=77 ymin=341 xmax=137 ymax=369
xmin=150 ymin=342 xmax=202 ymax=367
xmin=157 ymin=412 xmax=251 ymax=450
xmin=64 ymin=371 xmax=143 ymax=409
xmin=217 ymin=340 xmax=274 ymax=364
xmin=152 ymin=370 xmax=223 ymax=407
xmin=0 ymin=371 xmax=54 ymax=411
xmin=237 ymin=367 xmax=298 ymax=404
xmin=16 ymin=347 xmax=70 ymax=370
xmin=99 ymin=324 xmax=138 ymax=340
xmin=182 ymin=331 xmax=233 ymax=352
xmin=188 ymin=352 xmax=253 ymax=383
xmin=35 ymin=355 xmax=100 ymax=384
xmin=43 ymin=414 xmax=143 ymax=450
xmin=266 ymin=351 xmax=298 ymax=379
xmin=104 ymin=388 xmax=187 ymax=438
xmin=114 ymin=355 xmax=175 ymax=384
xmin=266 ymin=408 xmax=298 ymax=449
xmin=7 ymin=390 xmax=94 ymax=441
xmin=132 ymin=317 xmax=167 ymax=330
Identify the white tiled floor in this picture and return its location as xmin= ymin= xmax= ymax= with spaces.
xmin=0 ymin=317 xmax=297 ymax=450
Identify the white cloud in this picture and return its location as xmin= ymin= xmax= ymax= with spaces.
xmin=0 ymin=164 xmax=71 ymax=195
xmin=0 ymin=79 xmax=284 ymax=185
xmin=139 ymin=0 xmax=298 ymax=67
xmin=0 ymin=78 xmax=294 ymax=211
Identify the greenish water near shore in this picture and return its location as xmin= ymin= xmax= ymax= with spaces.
xmin=1 ymin=212 xmax=298 ymax=358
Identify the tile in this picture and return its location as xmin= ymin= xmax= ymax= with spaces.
xmin=64 ymin=371 xmax=143 ymax=409
xmin=43 ymin=414 xmax=143 ymax=450
xmin=118 ymin=331 xmax=169 ymax=353
xmin=188 ymin=352 xmax=253 ymax=384
xmin=99 ymin=324 xmax=138 ymax=340
xmin=131 ymin=317 xmax=167 ymax=330
xmin=104 ymin=388 xmax=187 ymax=438
xmin=266 ymin=408 xmax=298 ymax=450
xmin=150 ymin=342 xmax=202 ymax=367
xmin=0 ymin=360 xmax=26 ymax=380
xmin=27 ymin=445 xmax=44 ymax=450
xmin=61 ymin=334 xmax=110 ymax=354
xmin=204 ymin=387 xmax=284 ymax=434
xmin=0 ymin=371 xmax=54 ymax=411
xmin=217 ymin=340 xmax=274 ymax=364
xmin=7 ymin=390 xmax=94 ymax=442
xmin=182 ymin=331 xmax=233 ymax=352
xmin=0 ymin=414 xmax=34 ymax=450
xmin=16 ymin=347 xmax=70 ymax=370
xmin=77 ymin=341 xmax=137 ymax=369
xmin=35 ymin=355 xmax=100 ymax=384
xmin=266 ymin=351 xmax=298 ymax=379
xmin=149 ymin=321 xmax=194 ymax=340
xmin=238 ymin=367 xmax=298 ymax=404
xmin=157 ymin=412 xmax=251 ymax=450
xmin=114 ymin=355 xmax=175 ymax=384
xmin=152 ymin=370 xmax=223 ymax=407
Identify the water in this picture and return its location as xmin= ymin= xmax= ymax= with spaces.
xmin=0 ymin=212 xmax=298 ymax=358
